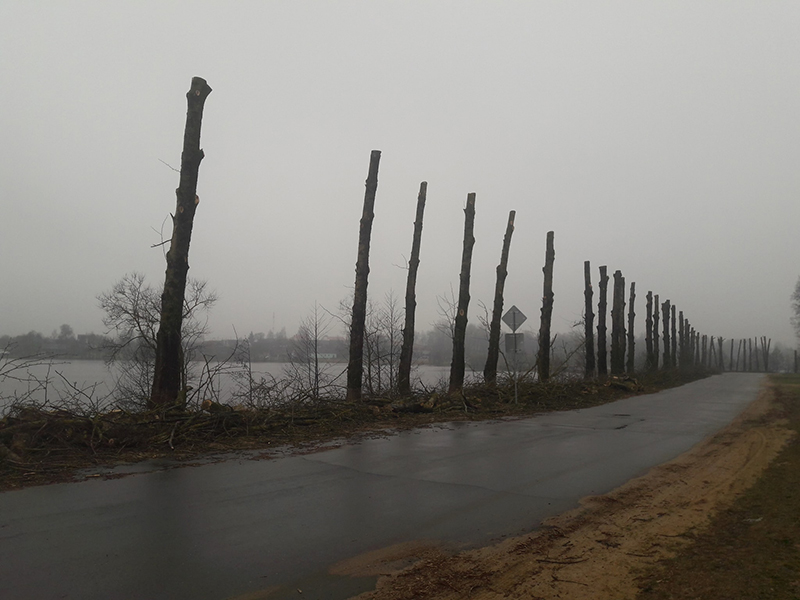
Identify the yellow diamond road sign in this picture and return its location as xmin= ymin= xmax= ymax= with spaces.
xmin=502 ymin=305 xmax=527 ymax=332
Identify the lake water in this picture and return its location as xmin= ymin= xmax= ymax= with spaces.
xmin=0 ymin=360 xmax=486 ymax=414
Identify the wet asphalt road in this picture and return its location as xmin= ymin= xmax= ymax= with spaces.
xmin=0 ymin=373 xmax=763 ymax=600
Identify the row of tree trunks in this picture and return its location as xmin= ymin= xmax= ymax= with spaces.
xmin=726 ymin=337 xmax=773 ymax=372
xmin=151 ymin=77 xmax=213 ymax=411
xmin=484 ymin=211 xmax=516 ymax=384
xmin=397 ymin=182 xmax=427 ymax=395
xmin=346 ymin=150 xmax=382 ymax=401
xmin=537 ymin=232 xmax=556 ymax=381
xmin=448 ymin=194 xmax=477 ymax=393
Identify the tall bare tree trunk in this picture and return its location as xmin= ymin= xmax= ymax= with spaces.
xmin=484 ymin=211 xmax=516 ymax=384
xmin=626 ymin=282 xmax=636 ymax=373
xmin=671 ymin=304 xmax=677 ymax=367
xmin=597 ymin=266 xmax=610 ymax=377
xmin=645 ymin=291 xmax=654 ymax=370
xmin=661 ymin=300 xmax=671 ymax=369
xmin=449 ymin=193 xmax=476 ymax=393
xmin=708 ymin=336 xmax=715 ymax=367
xmin=151 ymin=77 xmax=212 ymax=411
xmin=653 ymin=294 xmax=660 ymax=369
xmin=718 ymin=337 xmax=725 ymax=370
xmin=729 ymin=338 xmax=734 ymax=371
xmin=346 ymin=150 xmax=381 ymax=402
xmin=537 ymin=231 xmax=556 ymax=381
xmin=762 ymin=337 xmax=771 ymax=372
xmin=584 ymin=261 xmax=596 ymax=379
xmin=610 ymin=270 xmax=626 ymax=375
xmin=397 ymin=182 xmax=427 ymax=395
xmin=736 ymin=339 xmax=742 ymax=371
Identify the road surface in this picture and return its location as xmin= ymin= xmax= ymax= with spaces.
xmin=0 ymin=373 xmax=763 ymax=599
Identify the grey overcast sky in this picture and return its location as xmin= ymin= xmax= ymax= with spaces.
xmin=1 ymin=1 xmax=799 ymax=346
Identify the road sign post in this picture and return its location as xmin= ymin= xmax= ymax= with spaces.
xmin=502 ymin=305 xmax=527 ymax=404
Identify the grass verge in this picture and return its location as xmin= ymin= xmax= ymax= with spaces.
xmin=0 ymin=370 xmax=706 ymax=491
xmin=636 ymin=373 xmax=800 ymax=599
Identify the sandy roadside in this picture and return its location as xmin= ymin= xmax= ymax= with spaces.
xmin=333 ymin=381 xmax=793 ymax=599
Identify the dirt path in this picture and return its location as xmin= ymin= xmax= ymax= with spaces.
xmin=335 ymin=382 xmax=793 ymax=599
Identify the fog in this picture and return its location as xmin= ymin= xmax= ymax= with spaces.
xmin=2 ymin=1 xmax=799 ymax=347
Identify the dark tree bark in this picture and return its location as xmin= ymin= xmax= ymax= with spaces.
xmin=653 ymin=294 xmax=660 ymax=369
xmin=150 ymin=77 xmax=212 ymax=411
xmin=484 ymin=210 xmax=516 ymax=384
xmin=708 ymin=336 xmax=715 ymax=367
xmin=610 ymin=270 xmax=626 ymax=375
xmin=718 ymin=337 xmax=725 ymax=370
xmin=449 ymin=193 xmax=476 ymax=393
xmin=661 ymin=300 xmax=671 ymax=369
xmin=597 ymin=266 xmax=609 ymax=377
xmin=702 ymin=335 xmax=708 ymax=367
xmin=583 ymin=261 xmax=596 ymax=379
xmin=762 ymin=337 xmax=771 ymax=372
xmin=346 ymin=150 xmax=381 ymax=401
xmin=397 ymin=182 xmax=427 ymax=395
xmin=645 ymin=291 xmax=654 ymax=371
xmin=671 ymin=304 xmax=677 ymax=367
xmin=537 ymin=231 xmax=556 ymax=381
xmin=626 ymin=282 xmax=636 ymax=374
xmin=748 ymin=338 xmax=753 ymax=372
xmin=729 ymin=338 xmax=734 ymax=371
xmin=679 ymin=311 xmax=685 ymax=369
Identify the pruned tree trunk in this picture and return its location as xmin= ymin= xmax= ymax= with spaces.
xmin=484 ymin=210 xmax=516 ymax=384
xmin=702 ymin=335 xmax=708 ymax=368
xmin=645 ymin=291 xmax=654 ymax=370
xmin=661 ymin=300 xmax=671 ymax=369
xmin=653 ymin=294 xmax=660 ymax=369
xmin=678 ymin=311 xmax=685 ymax=369
xmin=583 ymin=261 xmax=596 ymax=378
xmin=671 ymin=304 xmax=677 ymax=367
xmin=346 ymin=150 xmax=381 ymax=401
xmin=626 ymin=281 xmax=636 ymax=373
xmin=729 ymin=338 xmax=734 ymax=371
xmin=537 ymin=231 xmax=556 ymax=381
xmin=150 ymin=76 xmax=212 ymax=411
xmin=449 ymin=193 xmax=476 ymax=393
xmin=397 ymin=182 xmax=427 ymax=395
xmin=610 ymin=270 xmax=626 ymax=375
xmin=597 ymin=266 xmax=609 ymax=377
xmin=708 ymin=336 xmax=715 ymax=368
xmin=736 ymin=339 xmax=742 ymax=371
xmin=718 ymin=337 xmax=725 ymax=370
xmin=762 ymin=337 xmax=771 ymax=372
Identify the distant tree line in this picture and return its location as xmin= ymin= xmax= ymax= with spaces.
xmin=0 ymin=327 xmax=110 ymax=359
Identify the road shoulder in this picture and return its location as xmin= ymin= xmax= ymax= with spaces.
xmin=341 ymin=378 xmax=793 ymax=599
